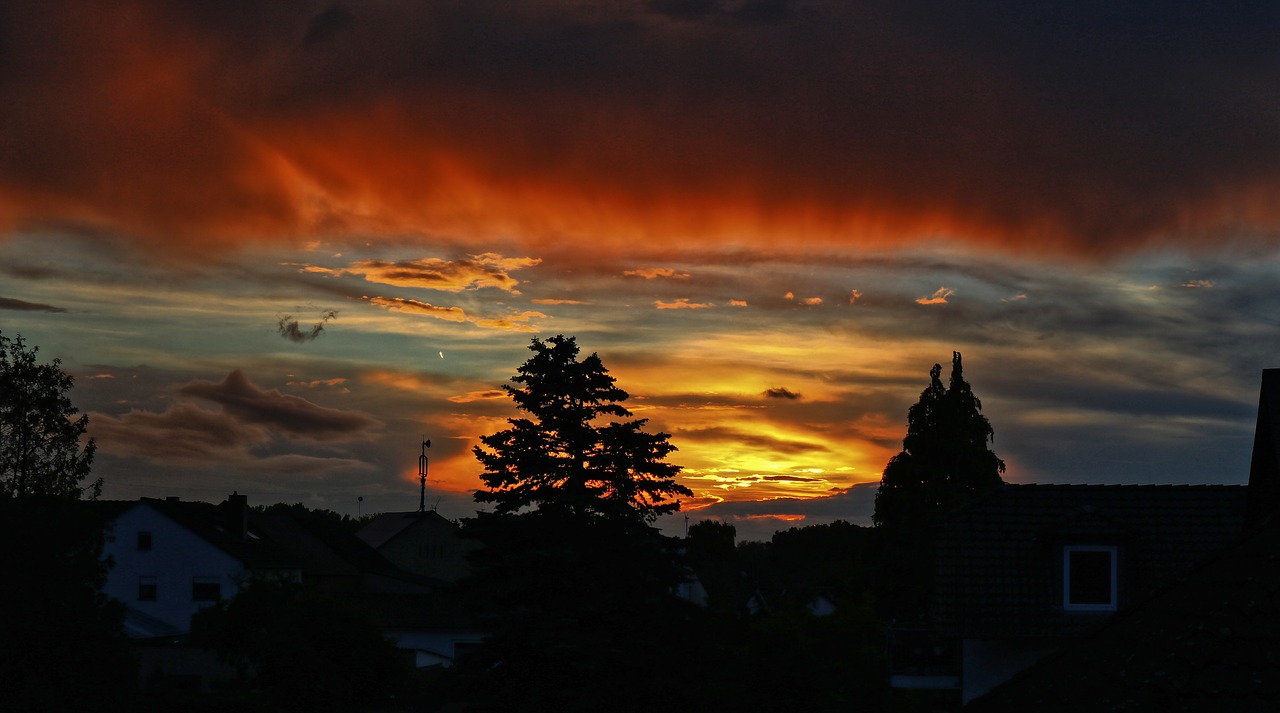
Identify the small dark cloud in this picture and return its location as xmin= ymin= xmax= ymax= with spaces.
xmin=0 ymin=296 xmax=66 ymax=312
xmin=763 ymin=386 xmax=801 ymax=400
xmin=648 ymin=0 xmax=720 ymax=20
xmin=302 ymin=4 xmax=356 ymax=48
xmin=761 ymin=474 xmax=823 ymax=483
xmin=2 ymin=264 xmax=62 ymax=279
xmin=648 ymin=0 xmax=794 ymax=25
xmin=731 ymin=0 xmax=795 ymax=25
xmin=277 ymin=310 xmax=337 ymax=342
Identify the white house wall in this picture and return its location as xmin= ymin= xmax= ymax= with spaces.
xmin=102 ymin=503 xmax=245 ymax=638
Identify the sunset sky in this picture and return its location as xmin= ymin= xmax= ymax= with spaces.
xmin=3 ymin=0 xmax=1279 ymax=540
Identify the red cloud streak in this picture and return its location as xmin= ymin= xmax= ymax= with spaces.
xmin=3 ymin=1 xmax=1279 ymax=259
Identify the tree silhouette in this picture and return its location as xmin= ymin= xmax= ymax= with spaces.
xmin=874 ymin=351 xmax=1005 ymax=530
xmin=454 ymin=336 xmax=696 ymax=711
xmin=0 ymin=497 xmax=136 ymax=711
xmin=0 ymin=332 xmax=99 ymax=499
xmin=474 ymin=334 xmax=690 ymax=525
xmin=190 ymin=578 xmax=406 ymax=713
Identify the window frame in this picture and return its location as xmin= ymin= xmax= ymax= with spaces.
xmin=191 ymin=576 xmax=222 ymax=602
xmin=1062 ymin=545 xmax=1118 ymax=612
xmin=138 ymin=576 xmax=157 ymax=601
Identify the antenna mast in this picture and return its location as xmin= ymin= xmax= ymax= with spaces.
xmin=418 ymin=437 xmax=431 ymax=513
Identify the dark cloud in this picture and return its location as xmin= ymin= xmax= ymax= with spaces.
xmin=763 ymin=386 xmax=801 ymax=400
xmin=0 ymin=296 xmax=65 ymax=312
xmin=90 ymin=402 xmax=270 ymax=461
xmin=1 ymin=0 xmax=1278 ymax=256
xmin=676 ymin=426 xmax=827 ymax=455
xmin=277 ymin=310 xmax=338 ymax=342
xmin=302 ymin=4 xmax=356 ymax=48
xmin=180 ymin=370 xmax=380 ymax=438
xmin=90 ymin=402 xmax=375 ymax=478
xmin=648 ymin=0 xmax=795 ymax=25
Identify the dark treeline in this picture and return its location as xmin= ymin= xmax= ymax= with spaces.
xmin=1 ymin=332 xmax=1002 ymax=712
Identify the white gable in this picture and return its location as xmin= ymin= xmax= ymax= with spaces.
xmin=101 ymin=502 xmax=246 ymax=637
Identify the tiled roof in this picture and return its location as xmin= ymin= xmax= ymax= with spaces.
xmin=965 ymin=513 xmax=1280 ymax=711
xmin=933 ymin=484 xmax=1248 ymax=639
xmin=134 ymin=497 xmax=298 ymax=570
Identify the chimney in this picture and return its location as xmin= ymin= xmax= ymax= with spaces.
xmin=227 ymin=491 xmax=249 ymax=541
xmin=1247 ymin=369 xmax=1280 ymax=525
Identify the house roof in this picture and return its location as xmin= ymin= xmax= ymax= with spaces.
xmin=92 ymin=497 xmax=439 ymax=594
xmin=965 ymin=513 xmax=1280 ymax=711
xmin=356 ymin=510 xmax=459 ymax=550
xmin=131 ymin=497 xmax=299 ymax=571
xmin=933 ymin=484 xmax=1248 ymax=639
xmin=252 ymin=509 xmax=431 ymax=588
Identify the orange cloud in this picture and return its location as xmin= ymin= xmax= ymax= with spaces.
xmin=366 ymin=297 xmax=468 ymax=323
xmin=365 ymin=296 xmax=545 ymax=331
xmin=306 ymin=254 xmax=538 ymax=292
xmin=624 ymin=267 xmax=690 ymax=279
xmin=448 ymin=390 xmax=508 ymax=404
xmin=473 ymin=312 xmax=546 ymax=332
xmin=655 ymin=298 xmax=712 ymax=310
xmin=916 ymin=287 xmax=955 ymax=305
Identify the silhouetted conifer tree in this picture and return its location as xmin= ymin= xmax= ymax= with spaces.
xmin=454 ymin=336 xmax=697 ymax=711
xmin=871 ymin=352 xmax=1004 ymax=618
xmin=473 ymin=334 xmax=690 ymax=525
xmin=873 ymin=351 xmax=1005 ymax=530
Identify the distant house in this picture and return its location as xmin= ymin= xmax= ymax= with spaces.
xmin=891 ymin=368 xmax=1280 ymax=707
xmin=99 ymin=493 xmax=299 ymax=639
xmin=96 ymin=492 xmax=488 ymax=684
xmin=356 ymin=510 xmax=475 ymax=583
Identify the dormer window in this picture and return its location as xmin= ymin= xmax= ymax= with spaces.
xmin=1063 ymin=546 xmax=1117 ymax=611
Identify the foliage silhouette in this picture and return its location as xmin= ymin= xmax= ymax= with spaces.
xmin=874 ymin=351 xmax=1005 ymax=531
xmin=451 ymin=336 xmax=701 ymax=711
xmin=473 ymin=334 xmax=690 ymax=525
xmin=0 ymin=497 xmax=135 ymax=711
xmin=190 ymin=577 xmax=405 ymax=713
xmin=0 ymin=331 xmax=99 ymax=499
xmin=871 ymin=351 xmax=1004 ymax=618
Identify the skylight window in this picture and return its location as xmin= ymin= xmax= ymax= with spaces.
xmin=1063 ymin=546 xmax=1117 ymax=611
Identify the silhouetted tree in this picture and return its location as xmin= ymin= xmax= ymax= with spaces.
xmin=451 ymin=336 xmax=697 ymax=711
xmin=873 ymin=351 xmax=1004 ymax=531
xmin=0 ymin=497 xmax=135 ymax=712
xmin=473 ymin=334 xmax=690 ymax=525
xmin=871 ymin=352 xmax=1004 ymax=618
xmin=190 ymin=578 xmax=406 ymax=713
xmin=0 ymin=331 xmax=99 ymax=499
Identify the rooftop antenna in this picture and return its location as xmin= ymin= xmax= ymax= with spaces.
xmin=419 ymin=437 xmax=431 ymax=513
